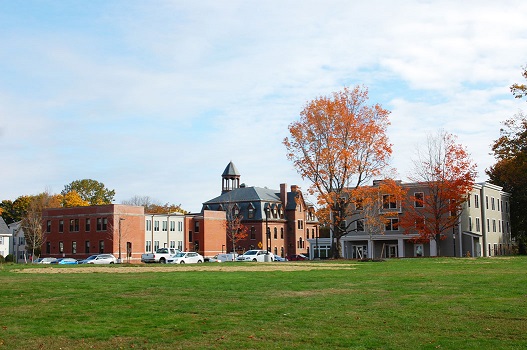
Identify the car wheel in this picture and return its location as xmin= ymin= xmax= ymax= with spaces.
xmin=180 ymin=261 xmax=185 ymax=264
xmin=110 ymin=262 xmax=114 ymax=264
xmin=197 ymin=260 xmax=203 ymax=263
xmin=253 ymin=259 xmax=257 ymax=262
xmin=160 ymin=258 xmax=166 ymax=264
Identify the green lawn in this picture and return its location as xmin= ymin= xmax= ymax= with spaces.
xmin=0 ymin=257 xmax=525 ymax=350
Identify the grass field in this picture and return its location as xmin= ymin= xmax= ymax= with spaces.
xmin=0 ymin=257 xmax=525 ymax=350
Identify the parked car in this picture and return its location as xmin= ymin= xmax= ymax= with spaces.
xmin=286 ymin=254 xmax=308 ymax=261
xmin=141 ymin=248 xmax=180 ymax=263
xmin=167 ymin=252 xmax=204 ymax=264
xmin=236 ymin=250 xmax=274 ymax=262
xmin=274 ymin=256 xmax=288 ymax=262
xmin=36 ymin=257 xmax=58 ymax=264
xmin=58 ymin=258 xmax=78 ymax=265
xmin=80 ymin=254 xmax=117 ymax=264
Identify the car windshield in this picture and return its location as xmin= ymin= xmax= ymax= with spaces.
xmin=244 ymin=251 xmax=258 ymax=255
xmin=85 ymin=255 xmax=97 ymax=261
xmin=174 ymin=252 xmax=185 ymax=257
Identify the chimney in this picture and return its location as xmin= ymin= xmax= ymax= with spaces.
xmin=280 ymin=183 xmax=287 ymax=208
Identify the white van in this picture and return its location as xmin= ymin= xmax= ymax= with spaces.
xmin=209 ymin=253 xmax=238 ymax=262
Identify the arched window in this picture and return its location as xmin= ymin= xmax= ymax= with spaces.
xmin=280 ymin=228 xmax=284 ymax=239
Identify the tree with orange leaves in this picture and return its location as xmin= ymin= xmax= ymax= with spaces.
xmin=399 ymin=130 xmax=477 ymax=256
xmin=284 ymin=85 xmax=394 ymax=258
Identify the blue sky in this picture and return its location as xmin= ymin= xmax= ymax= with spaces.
xmin=1 ymin=0 xmax=526 ymax=212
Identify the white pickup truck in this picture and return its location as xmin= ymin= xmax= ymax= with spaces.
xmin=141 ymin=248 xmax=180 ymax=264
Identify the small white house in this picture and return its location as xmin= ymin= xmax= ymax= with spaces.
xmin=0 ymin=217 xmax=12 ymax=258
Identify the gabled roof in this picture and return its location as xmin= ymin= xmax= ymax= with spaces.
xmin=0 ymin=217 xmax=10 ymax=235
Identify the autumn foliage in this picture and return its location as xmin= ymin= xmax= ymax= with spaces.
xmin=399 ymin=131 xmax=477 ymax=253
xmin=284 ymin=85 xmax=394 ymax=258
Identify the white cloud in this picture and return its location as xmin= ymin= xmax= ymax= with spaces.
xmin=1 ymin=0 xmax=526 ymax=211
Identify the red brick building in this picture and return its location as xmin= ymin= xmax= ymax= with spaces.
xmin=201 ymin=162 xmax=318 ymax=257
xmin=42 ymin=204 xmax=145 ymax=262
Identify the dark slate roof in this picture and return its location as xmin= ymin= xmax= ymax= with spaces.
xmin=0 ymin=217 xmax=9 ymax=235
xmin=204 ymin=186 xmax=280 ymax=204
xmin=222 ymin=161 xmax=240 ymax=177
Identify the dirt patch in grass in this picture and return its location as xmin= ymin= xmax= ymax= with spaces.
xmin=15 ymin=262 xmax=358 ymax=274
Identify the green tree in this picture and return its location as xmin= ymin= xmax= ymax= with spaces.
xmin=486 ymin=112 xmax=527 ymax=253
xmin=62 ymin=179 xmax=115 ymax=205
xmin=0 ymin=196 xmax=32 ymax=224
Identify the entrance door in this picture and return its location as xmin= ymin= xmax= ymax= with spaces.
xmin=352 ymin=245 xmax=368 ymax=259
xmin=386 ymin=244 xmax=398 ymax=258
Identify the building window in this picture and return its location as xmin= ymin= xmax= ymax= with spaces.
xmin=46 ymin=242 xmax=50 ymax=254
xmin=385 ymin=218 xmax=399 ymax=231
xmin=250 ymin=226 xmax=255 ymax=240
xmin=487 ymin=219 xmax=490 ymax=232
xmin=70 ymin=219 xmax=74 ymax=232
xmin=85 ymin=241 xmax=90 ymax=254
xmin=99 ymin=240 xmax=104 ymax=253
xmin=59 ymin=241 xmax=64 ymax=254
xmin=97 ymin=218 xmax=102 ymax=231
xmin=382 ymin=195 xmax=397 ymax=209
xmin=281 ymin=228 xmax=284 ymax=239
xmin=476 ymin=218 xmax=481 ymax=232
xmin=357 ymin=220 xmax=364 ymax=232
xmin=85 ymin=218 xmax=91 ymax=232
xmin=485 ymin=196 xmax=489 ymax=209
xmin=274 ymin=227 xmax=277 ymax=239
xmin=468 ymin=217 xmax=473 ymax=231
xmin=59 ymin=220 xmax=64 ymax=233
xmin=491 ymin=197 xmax=495 ymax=210
xmin=298 ymin=237 xmax=304 ymax=248
xmin=46 ymin=220 xmax=51 ymax=232
xmin=154 ymin=221 xmax=160 ymax=231
xmin=474 ymin=194 xmax=480 ymax=208
xmin=170 ymin=240 xmax=175 ymax=249
xmin=154 ymin=241 xmax=160 ymax=251
xmin=146 ymin=241 xmax=152 ymax=253
xmin=497 ymin=199 xmax=500 ymax=212
xmin=72 ymin=241 xmax=77 ymax=254
xmin=297 ymin=220 xmax=304 ymax=230
xmin=414 ymin=192 xmax=424 ymax=208
xmin=492 ymin=219 xmax=496 ymax=232
xmin=178 ymin=221 xmax=183 ymax=231
xmin=467 ymin=194 xmax=471 ymax=207
xmin=248 ymin=206 xmax=255 ymax=219
xmin=162 ymin=221 xmax=167 ymax=231
xmin=102 ymin=218 xmax=107 ymax=231
xmin=146 ymin=220 xmax=152 ymax=231
xmin=178 ymin=241 xmax=183 ymax=250
xmin=170 ymin=221 xmax=175 ymax=232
